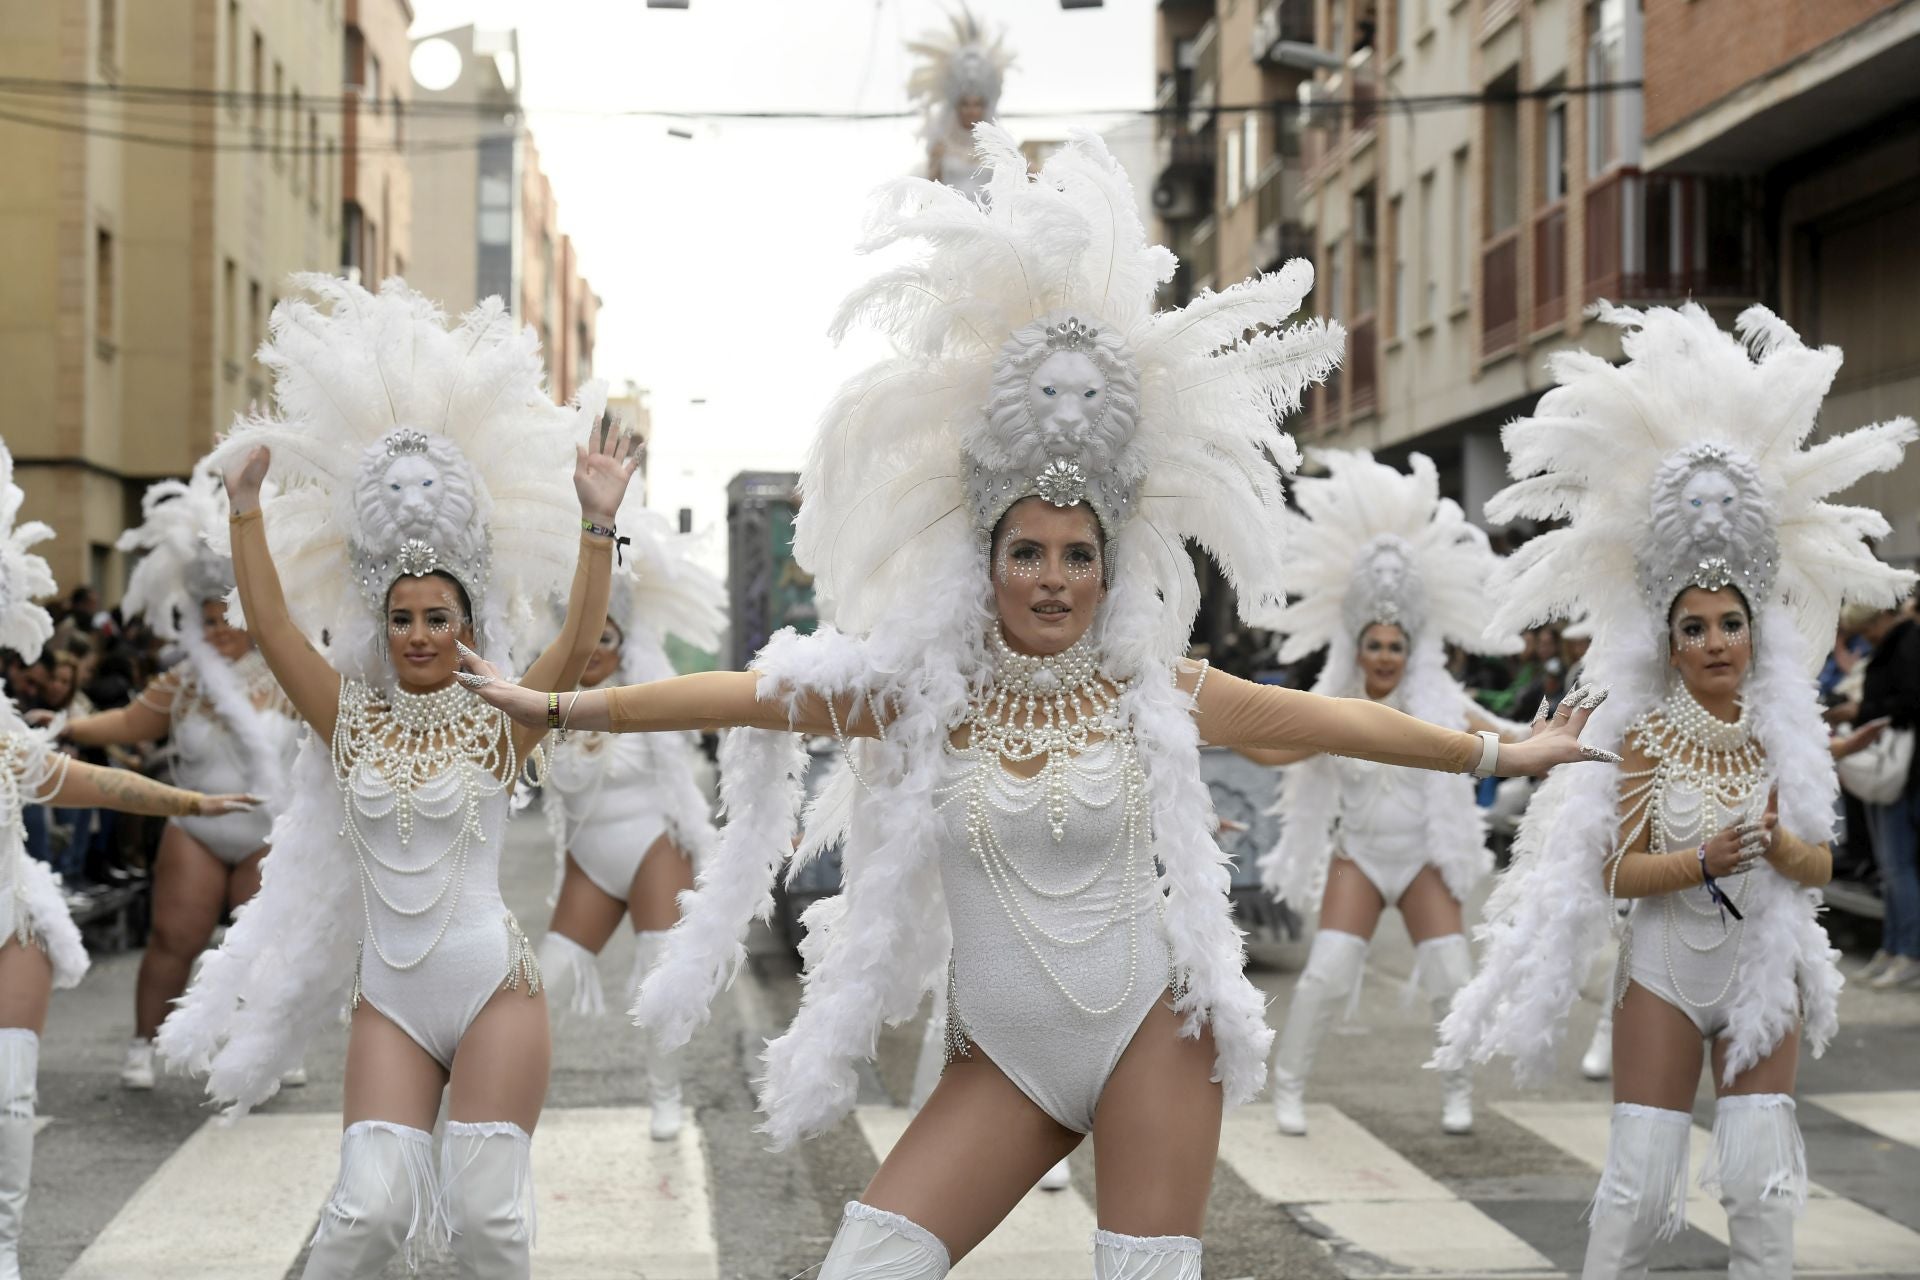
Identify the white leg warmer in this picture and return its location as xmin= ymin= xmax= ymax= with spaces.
xmin=818 ymin=1201 xmax=951 ymax=1280
xmin=440 ymin=1120 xmax=535 ymax=1279
xmin=1414 ymin=934 xmax=1475 ymax=1134
xmin=1581 ymin=1103 xmax=1692 ymax=1280
xmin=536 ymin=931 xmax=605 ymax=1017
xmin=1091 ymin=1229 xmax=1203 ymax=1280
xmin=1271 ymin=930 xmax=1368 ymax=1133
xmin=633 ymin=933 xmax=683 ymax=1139
xmin=302 ymin=1120 xmax=439 ymax=1279
xmin=0 ymin=1030 xmax=38 ymax=1280
xmin=1701 ymin=1094 xmax=1804 ymax=1280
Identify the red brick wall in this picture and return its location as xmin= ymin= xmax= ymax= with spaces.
xmin=1642 ymin=0 xmax=1897 ymax=139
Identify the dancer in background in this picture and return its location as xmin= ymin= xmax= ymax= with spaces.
xmin=45 ymin=463 xmax=300 ymax=1091
xmin=907 ymin=3 xmax=1014 ymax=199
xmin=0 ymin=439 xmax=259 ymax=1280
xmin=536 ymin=499 xmax=723 ymax=1142
xmin=160 ymin=277 xmax=639 ymax=1278
xmin=1436 ymin=303 xmax=1914 ymax=1279
xmin=1248 ymin=450 xmax=1530 ymax=1137
xmin=459 ymin=131 xmax=1609 ymax=1280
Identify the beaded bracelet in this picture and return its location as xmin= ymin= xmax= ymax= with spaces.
xmin=547 ymin=691 xmax=561 ymax=730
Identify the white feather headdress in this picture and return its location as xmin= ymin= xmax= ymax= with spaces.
xmin=0 ymin=439 xmax=57 ymax=662
xmin=117 ymin=462 xmax=236 ymax=642
xmin=210 ymin=275 xmax=591 ymax=681
xmin=906 ymin=5 xmax=1014 ymax=142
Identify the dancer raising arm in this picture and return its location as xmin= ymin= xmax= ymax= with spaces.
xmin=159 ymin=277 xmax=639 ymax=1280
xmin=1434 ymin=303 xmax=1916 ymax=1280
xmin=459 ymin=130 xmax=1610 ymax=1280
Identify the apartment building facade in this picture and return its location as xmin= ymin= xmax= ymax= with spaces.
xmin=341 ymin=0 xmax=414 ymax=286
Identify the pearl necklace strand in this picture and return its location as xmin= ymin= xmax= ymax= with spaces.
xmin=969 ymin=630 xmax=1125 ymax=841
xmin=333 ymin=679 xmax=512 ymax=979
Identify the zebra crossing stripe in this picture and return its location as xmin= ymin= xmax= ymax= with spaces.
xmin=62 ymin=1112 xmax=340 ymax=1280
xmin=1496 ymin=1099 xmax=1920 ymax=1276
xmin=854 ymin=1105 xmax=1097 ymax=1279
xmin=1807 ymin=1090 xmax=1920 ymax=1149
xmin=1214 ymin=1104 xmax=1559 ymax=1277
xmin=530 ymin=1106 xmax=719 ymax=1279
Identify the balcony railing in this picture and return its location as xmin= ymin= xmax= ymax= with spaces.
xmin=1481 ymin=228 xmax=1521 ymax=357
xmin=1586 ymin=168 xmax=1760 ymax=304
xmin=1348 ymin=313 xmax=1378 ymax=417
xmin=1533 ymin=202 xmax=1567 ymax=333
xmin=1155 ymin=126 xmax=1216 ymax=183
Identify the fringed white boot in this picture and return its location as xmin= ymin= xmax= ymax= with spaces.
xmin=301 ymin=1120 xmax=440 ymax=1279
xmin=633 ymin=932 xmax=683 ymax=1140
xmin=818 ymin=1202 xmax=951 ymax=1279
xmin=1701 ymin=1095 xmax=1805 ymax=1280
xmin=536 ymin=931 xmax=606 ymax=1017
xmin=0 ymin=1030 xmax=37 ymax=1280
xmin=440 ymin=1121 xmax=535 ymax=1279
xmin=1415 ymin=934 xmax=1475 ymax=1134
xmin=1581 ymin=1103 xmax=1692 ymax=1280
xmin=1271 ymin=929 xmax=1367 ymax=1135
xmin=1091 ymin=1229 xmax=1203 ymax=1279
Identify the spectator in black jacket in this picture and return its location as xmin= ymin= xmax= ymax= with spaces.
xmin=1841 ymin=596 xmax=1920 ymax=988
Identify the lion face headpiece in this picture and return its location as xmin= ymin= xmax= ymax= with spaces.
xmin=347 ymin=427 xmax=492 ymax=618
xmin=1637 ymin=441 xmax=1777 ymax=617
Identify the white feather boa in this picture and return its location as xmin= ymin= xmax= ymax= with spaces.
xmin=635 ymin=536 xmax=1274 ymax=1147
xmin=173 ymin=630 xmax=295 ymax=809
xmin=1435 ymin=603 xmax=1841 ymax=1085
xmin=1 ymin=711 xmax=88 ymax=989
xmin=1259 ymin=639 xmax=1491 ymax=912
xmin=156 ymin=732 xmax=357 ymax=1116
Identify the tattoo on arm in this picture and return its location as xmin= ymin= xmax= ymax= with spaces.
xmin=88 ymin=767 xmax=203 ymax=817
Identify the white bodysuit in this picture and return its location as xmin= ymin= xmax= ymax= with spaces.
xmin=935 ymin=733 xmax=1169 ymax=1133
xmin=142 ymin=654 xmax=295 ymax=863
xmin=1330 ymin=753 xmax=1432 ymax=905
xmin=545 ymin=729 xmax=700 ymax=902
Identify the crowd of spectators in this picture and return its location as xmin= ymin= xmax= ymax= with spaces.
xmin=5 ymin=586 xmax=173 ymax=917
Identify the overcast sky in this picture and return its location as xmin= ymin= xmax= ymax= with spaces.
xmin=406 ymin=0 xmax=1160 ymax=569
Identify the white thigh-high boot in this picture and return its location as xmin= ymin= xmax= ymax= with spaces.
xmin=536 ymin=931 xmax=605 ymax=1017
xmin=1414 ymin=934 xmax=1475 ymax=1134
xmin=1700 ymin=1094 xmax=1805 ymax=1280
xmin=1581 ymin=1103 xmax=1692 ymax=1280
xmin=0 ymin=1030 xmax=38 ymax=1280
xmin=440 ymin=1121 xmax=535 ymax=1279
xmin=633 ymin=932 xmax=683 ymax=1140
xmin=302 ymin=1120 xmax=440 ymax=1278
xmin=818 ymin=1202 xmax=950 ymax=1279
xmin=1271 ymin=929 xmax=1368 ymax=1135
xmin=1091 ymin=1229 xmax=1203 ymax=1279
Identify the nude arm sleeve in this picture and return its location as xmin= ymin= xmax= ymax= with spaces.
xmin=1604 ymin=735 xmax=1704 ymax=898
xmin=601 ymin=671 xmax=879 ymax=738
xmin=1766 ymin=830 xmax=1833 ymax=888
xmin=1187 ymin=665 xmax=1479 ymax=772
xmin=229 ymin=508 xmax=342 ymax=739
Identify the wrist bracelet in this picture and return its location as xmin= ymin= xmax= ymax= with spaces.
xmin=546 ymin=691 xmax=561 ymax=731
xmin=1697 ymin=843 xmax=1744 ymax=922
xmin=1470 ymin=730 xmax=1501 ymax=779
xmin=581 ymin=518 xmax=632 ymax=565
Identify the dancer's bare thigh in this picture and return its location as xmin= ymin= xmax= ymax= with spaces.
xmin=342 ymin=1000 xmax=447 ymax=1131
xmin=1714 ymin=1024 xmax=1800 ymax=1098
xmin=629 ymin=835 xmax=693 ymax=933
xmin=861 ymin=1045 xmax=1081 ymax=1264
xmin=148 ymin=825 xmax=228 ymax=958
xmin=1091 ymin=998 xmax=1223 ymax=1237
xmin=448 ymin=985 xmax=552 ymax=1133
xmin=0 ymin=940 xmax=53 ymax=1033
xmin=549 ymin=854 xmax=625 ymax=955
xmin=1399 ymin=865 xmax=1465 ymax=944
xmin=1319 ymin=856 xmax=1388 ymax=940
xmin=226 ymin=845 xmax=270 ymax=912
xmin=1612 ymin=980 xmax=1706 ymax=1111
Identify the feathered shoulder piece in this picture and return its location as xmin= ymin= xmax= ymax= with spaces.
xmin=1272 ymin=449 xmax=1515 ymax=664
xmin=117 ymin=460 xmax=234 ymax=642
xmin=210 ymin=275 xmax=592 ymax=680
xmin=0 ymin=438 xmax=57 ymax=662
xmin=801 ymin=128 xmax=1342 ymax=667
xmin=906 ymin=4 xmax=1014 ymax=137
xmin=1488 ymin=303 xmax=1916 ymax=664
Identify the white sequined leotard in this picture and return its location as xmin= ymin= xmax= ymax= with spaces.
xmin=1330 ymin=752 xmax=1432 ymax=905
xmin=934 ymin=728 xmax=1170 ymax=1134
xmin=144 ymin=653 xmax=294 ymax=863
xmin=336 ymin=680 xmax=540 ymax=1067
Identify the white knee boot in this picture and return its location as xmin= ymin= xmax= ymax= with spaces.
xmin=536 ymin=931 xmax=605 ymax=1017
xmin=1414 ymin=934 xmax=1475 ymax=1134
xmin=302 ymin=1120 xmax=439 ymax=1278
xmin=1581 ymin=1103 xmax=1692 ymax=1280
xmin=633 ymin=932 xmax=683 ymax=1140
xmin=1092 ymin=1229 xmax=1203 ymax=1279
xmin=1271 ymin=930 xmax=1367 ymax=1135
xmin=440 ymin=1121 xmax=535 ymax=1279
xmin=818 ymin=1201 xmax=950 ymax=1279
xmin=1701 ymin=1095 xmax=1804 ymax=1280
xmin=0 ymin=1030 xmax=37 ymax=1280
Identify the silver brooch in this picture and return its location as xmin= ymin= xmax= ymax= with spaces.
xmin=1044 ymin=317 xmax=1098 ymax=352
xmin=393 ymin=538 xmax=442 ymax=577
xmin=1034 ymin=458 xmax=1089 ymax=507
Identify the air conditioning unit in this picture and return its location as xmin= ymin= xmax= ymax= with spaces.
xmin=1152 ymin=180 xmax=1200 ymax=221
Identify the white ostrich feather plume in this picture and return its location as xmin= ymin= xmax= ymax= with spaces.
xmin=905 ymin=4 xmax=1014 ymax=141
xmin=1487 ymin=302 xmax=1917 ymax=663
xmin=0 ymin=438 xmax=57 ymax=662
xmin=1273 ymin=450 xmax=1517 ymax=665
xmin=209 ymin=275 xmax=590 ymax=682
xmin=117 ymin=461 xmax=235 ymax=642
